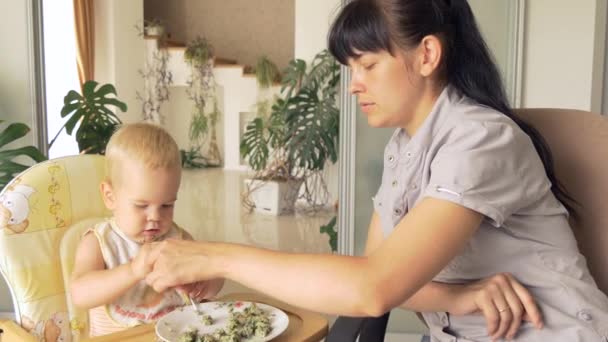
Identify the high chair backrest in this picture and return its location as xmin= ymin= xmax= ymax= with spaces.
xmin=515 ymin=108 xmax=608 ymax=296
xmin=0 ymin=154 xmax=110 ymax=342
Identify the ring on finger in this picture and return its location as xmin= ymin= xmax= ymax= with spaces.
xmin=498 ymin=307 xmax=510 ymax=313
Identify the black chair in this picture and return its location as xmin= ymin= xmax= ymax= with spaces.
xmin=325 ymin=311 xmax=391 ymax=342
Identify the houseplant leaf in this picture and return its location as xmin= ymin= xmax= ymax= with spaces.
xmin=0 ymin=120 xmax=47 ymax=190
xmin=56 ymin=80 xmax=127 ymax=154
xmin=240 ymin=118 xmax=269 ymax=171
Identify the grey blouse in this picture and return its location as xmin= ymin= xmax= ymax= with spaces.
xmin=373 ymin=85 xmax=608 ymax=341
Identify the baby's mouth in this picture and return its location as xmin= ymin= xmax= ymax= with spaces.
xmin=142 ymin=229 xmax=162 ymax=243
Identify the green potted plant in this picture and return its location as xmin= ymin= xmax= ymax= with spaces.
xmin=184 ymin=37 xmax=213 ymax=67
xmin=51 ymin=80 xmax=127 ymax=155
xmin=144 ymin=18 xmax=165 ymax=37
xmin=255 ymin=56 xmax=281 ymax=89
xmin=240 ymin=49 xmax=340 ymax=214
xmin=0 ymin=120 xmax=47 ymax=191
xmin=181 ymin=37 xmax=222 ymax=168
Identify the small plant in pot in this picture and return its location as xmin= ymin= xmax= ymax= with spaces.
xmin=144 ymin=18 xmax=165 ymax=37
xmin=240 ymin=50 xmax=340 ymax=215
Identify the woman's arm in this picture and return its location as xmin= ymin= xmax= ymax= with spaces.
xmin=70 ymin=233 xmax=150 ymax=309
xmin=147 ymin=197 xmax=481 ymax=316
xmin=364 ymin=212 xmax=542 ymax=340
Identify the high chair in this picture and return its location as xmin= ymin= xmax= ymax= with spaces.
xmin=0 ymin=154 xmax=109 ymax=342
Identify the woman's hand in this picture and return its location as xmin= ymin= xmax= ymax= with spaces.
xmin=448 ymin=273 xmax=543 ymax=341
xmin=145 ymin=239 xmax=215 ymax=292
xmin=177 ymin=279 xmax=225 ymax=303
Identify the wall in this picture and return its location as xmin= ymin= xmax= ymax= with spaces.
xmin=94 ymin=0 xmax=145 ymax=124
xmin=468 ymin=0 xmax=510 ymax=82
xmin=0 ymin=1 xmax=37 ymax=143
xmin=0 ymin=0 xmax=41 ymax=313
xmin=522 ymin=0 xmax=606 ymax=111
xmin=294 ymin=0 xmax=341 ymax=62
xmin=144 ymin=0 xmax=295 ymax=71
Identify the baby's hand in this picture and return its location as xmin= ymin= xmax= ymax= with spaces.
xmin=130 ymin=244 xmax=154 ymax=280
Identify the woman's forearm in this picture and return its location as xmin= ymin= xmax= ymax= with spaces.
xmin=209 ymin=243 xmax=385 ymax=316
xmin=399 ymin=281 xmax=462 ymax=312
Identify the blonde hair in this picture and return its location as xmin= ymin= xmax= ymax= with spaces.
xmin=105 ymin=122 xmax=181 ymax=184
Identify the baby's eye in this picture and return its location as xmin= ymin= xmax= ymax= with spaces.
xmin=135 ymin=204 xmax=147 ymax=209
xmin=364 ymin=63 xmax=377 ymax=70
xmin=162 ymin=203 xmax=174 ymax=208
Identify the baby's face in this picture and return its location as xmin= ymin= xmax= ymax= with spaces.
xmin=106 ymin=160 xmax=181 ymax=243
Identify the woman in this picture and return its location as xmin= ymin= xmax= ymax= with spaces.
xmin=146 ymin=0 xmax=608 ymax=340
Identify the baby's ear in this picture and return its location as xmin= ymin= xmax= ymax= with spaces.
xmin=100 ymin=181 xmax=116 ymax=209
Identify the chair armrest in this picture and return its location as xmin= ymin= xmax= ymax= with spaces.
xmin=0 ymin=319 xmax=37 ymax=342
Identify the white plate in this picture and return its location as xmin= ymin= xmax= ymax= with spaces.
xmin=155 ymin=301 xmax=289 ymax=341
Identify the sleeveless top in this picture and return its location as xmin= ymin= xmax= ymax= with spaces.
xmin=87 ymin=219 xmax=187 ymax=336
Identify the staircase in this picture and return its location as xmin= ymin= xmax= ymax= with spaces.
xmin=144 ymin=35 xmax=281 ymax=170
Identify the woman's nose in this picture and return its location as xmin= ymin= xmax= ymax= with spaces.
xmin=349 ymin=74 xmax=364 ymax=95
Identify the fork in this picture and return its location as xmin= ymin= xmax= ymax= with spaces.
xmin=189 ymin=294 xmax=201 ymax=314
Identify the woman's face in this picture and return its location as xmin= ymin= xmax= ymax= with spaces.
xmin=347 ymin=49 xmax=426 ymax=130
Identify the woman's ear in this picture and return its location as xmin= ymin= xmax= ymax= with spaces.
xmin=417 ymin=34 xmax=443 ymax=77
xmin=100 ymin=181 xmax=116 ymax=210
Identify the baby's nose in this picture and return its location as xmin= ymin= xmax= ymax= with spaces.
xmin=147 ymin=209 xmax=161 ymax=221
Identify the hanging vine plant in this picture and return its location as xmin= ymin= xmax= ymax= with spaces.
xmin=182 ymin=37 xmax=222 ymax=168
xmin=135 ymin=20 xmax=173 ymax=124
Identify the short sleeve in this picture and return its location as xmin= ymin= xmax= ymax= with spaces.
xmin=423 ymin=120 xmax=551 ymax=227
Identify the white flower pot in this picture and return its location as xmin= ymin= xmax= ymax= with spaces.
xmin=244 ymin=178 xmax=302 ymax=215
xmin=145 ymin=26 xmax=164 ymax=37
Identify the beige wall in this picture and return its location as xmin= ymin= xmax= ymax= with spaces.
xmin=468 ymin=0 xmax=510 ymax=88
xmin=0 ymin=1 xmax=37 ymax=145
xmin=294 ymin=0 xmax=341 ymax=61
xmin=522 ymin=0 xmax=606 ymax=111
xmin=95 ymin=0 xmax=145 ymax=124
xmin=144 ymin=0 xmax=295 ymax=70
xmin=0 ymin=0 xmax=40 ymax=313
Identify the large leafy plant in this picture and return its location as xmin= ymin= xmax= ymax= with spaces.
xmin=51 ymin=80 xmax=127 ymax=154
xmin=240 ymin=50 xmax=340 ymax=180
xmin=0 ymin=120 xmax=47 ymax=190
xmin=240 ymin=50 xmax=340 ymax=211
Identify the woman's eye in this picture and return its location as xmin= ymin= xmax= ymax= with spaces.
xmin=364 ymin=63 xmax=376 ymax=70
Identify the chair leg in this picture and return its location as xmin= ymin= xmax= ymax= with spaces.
xmin=325 ymin=316 xmax=366 ymax=342
xmin=359 ymin=311 xmax=391 ymax=342
xmin=325 ymin=311 xmax=391 ymax=342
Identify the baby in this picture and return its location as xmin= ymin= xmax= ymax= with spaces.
xmin=70 ymin=122 xmax=224 ymax=337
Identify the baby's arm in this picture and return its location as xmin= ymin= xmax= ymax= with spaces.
xmin=70 ymin=232 xmax=149 ymax=309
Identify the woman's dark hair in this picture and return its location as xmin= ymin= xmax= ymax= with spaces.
xmin=328 ymin=0 xmax=577 ymax=214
